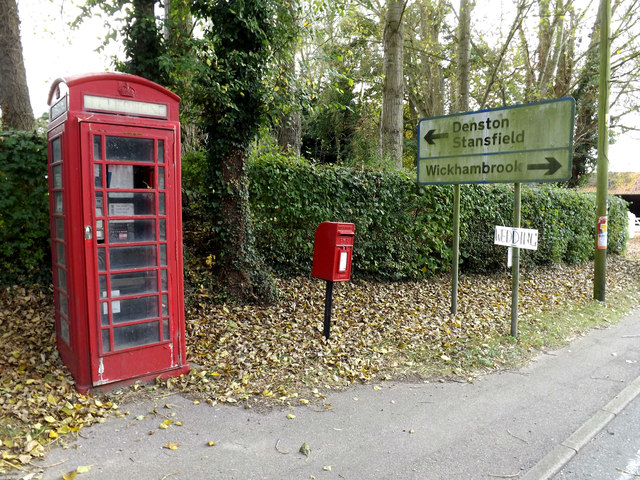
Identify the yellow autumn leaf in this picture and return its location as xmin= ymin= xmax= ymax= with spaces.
xmin=163 ymin=442 xmax=179 ymax=450
xmin=62 ymin=471 xmax=77 ymax=480
xmin=76 ymin=465 xmax=92 ymax=474
xmin=159 ymin=419 xmax=173 ymax=429
xmin=207 ymin=441 xmax=216 ymax=447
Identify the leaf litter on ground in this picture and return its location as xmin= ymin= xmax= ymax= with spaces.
xmin=2 ymin=248 xmax=640 ymax=475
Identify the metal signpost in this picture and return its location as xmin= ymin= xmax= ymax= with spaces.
xmin=417 ymin=97 xmax=575 ymax=337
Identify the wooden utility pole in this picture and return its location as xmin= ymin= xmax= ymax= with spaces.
xmin=594 ymin=0 xmax=610 ymax=302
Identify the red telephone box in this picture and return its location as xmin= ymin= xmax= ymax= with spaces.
xmin=46 ymin=72 xmax=189 ymax=392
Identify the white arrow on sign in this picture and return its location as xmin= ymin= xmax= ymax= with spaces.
xmin=494 ymin=226 xmax=539 ymax=250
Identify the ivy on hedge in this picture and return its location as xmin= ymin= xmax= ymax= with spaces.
xmin=0 ymin=131 xmax=50 ymax=285
xmin=247 ymin=144 xmax=628 ymax=279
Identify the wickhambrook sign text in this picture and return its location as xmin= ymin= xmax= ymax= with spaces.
xmin=417 ymin=97 xmax=575 ymax=185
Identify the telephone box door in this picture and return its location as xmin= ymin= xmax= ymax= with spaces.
xmin=81 ymin=122 xmax=183 ymax=385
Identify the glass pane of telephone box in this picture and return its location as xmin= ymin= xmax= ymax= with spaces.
xmin=57 ymin=267 xmax=67 ymax=292
xmin=109 ymin=271 xmax=158 ymax=296
xmin=94 ymin=164 xmax=103 ymax=188
xmin=113 ymin=321 xmax=160 ymax=350
xmin=106 ymin=165 xmax=155 ymax=190
xmin=107 ymin=193 xmax=155 ymax=216
xmin=56 ymin=242 xmax=66 ymax=266
xmin=112 ymin=296 xmax=159 ymax=324
xmin=158 ymin=167 xmax=165 ymax=189
xmin=158 ymin=140 xmax=164 ymax=163
xmin=100 ymin=301 xmax=109 ymax=326
xmin=98 ymin=248 xmax=106 ymax=272
xmin=54 ymin=217 xmax=64 ymax=240
xmin=59 ymin=292 xmax=68 ymax=316
xmin=109 ymin=245 xmax=156 ymax=270
xmin=108 ymin=219 xmax=155 ymax=243
xmin=101 ymin=330 xmax=111 ymax=353
xmin=163 ymin=319 xmax=169 ymax=340
xmin=106 ymin=137 xmax=154 ymax=162
xmin=159 ymin=193 xmax=165 ymax=215
xmin=52 ymin=138 xmax=61 ymax=163
xmin=53 ymin=165 xmax=62 ymax=188
xmin=93 ymin=135 xmax=102 ymax=160
xmin=54 ymin=192 xmax=63 ymax=213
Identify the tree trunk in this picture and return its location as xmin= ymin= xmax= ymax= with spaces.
xmin=419 ymin=0 xmax=446 ymax=117
xmin=379 ymin=0 xmax=405 ymax=169
xmin=277 ymin=110 xmax=302 ymax=156
xmin=456 ymin=0 xmax=472 ymax=113
xmin=0 ymin=0 xmax=34 ymax=130
xmin=276 ymin=2 xmax=302 ymax=156
xmin=218 ymin=146 xmax=276 ymax=303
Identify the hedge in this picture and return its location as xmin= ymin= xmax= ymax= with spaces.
xmin=0 ymin=131 xmax=50 ymax=285
xmin=0 ymin=131 xmax=629 ymax=285
xmin=247 ymin=147 xmax=628 ymax=279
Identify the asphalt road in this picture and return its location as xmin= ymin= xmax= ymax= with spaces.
xmin=553 ymin=395 xmax=640 ymax=479
xmin=18 ymin=310 xmax=640 ymax=480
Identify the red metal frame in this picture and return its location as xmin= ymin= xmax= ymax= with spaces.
xmin=47 ymin=73 xmax=189 ymax=392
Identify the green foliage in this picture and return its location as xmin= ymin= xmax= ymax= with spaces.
xmin=608 ymin=194 xmax=629 ymax=254
xmin=242 ymin=144 xmax=630 ymax=279
xmin=247 ymin=140 xmax=451 ymax=279
xmin=458 ymin=184 xmax=513 ymax=272
xmin=459 ymin=184 xmax=627 ymax=273
xmin=249 ymin=139 xmax=450 ymax=279
xmin=191 ymin=0 xmax=287 ymax=159
xmin=0 ymin=132 xmax=50 ymax=285
xmin=187 ymin=0 xmax=297 ymax=302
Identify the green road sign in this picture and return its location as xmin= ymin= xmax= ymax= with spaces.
xmin=417 ymin=97 xmax=575 ymax=185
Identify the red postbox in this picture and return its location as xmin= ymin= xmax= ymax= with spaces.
xmin=312 ymin=222 xmax=355 ymax=282
xmin=46 ymin=72 xmax=189 ymax=392
xmin=312 ymin=222 xmax=354 ymax=339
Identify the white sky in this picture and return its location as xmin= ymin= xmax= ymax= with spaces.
xmin=16 ymin=0 xmax=640 ymax=172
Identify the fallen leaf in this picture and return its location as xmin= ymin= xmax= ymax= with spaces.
xmin=299 ymin=442 xmax=311 ymax=460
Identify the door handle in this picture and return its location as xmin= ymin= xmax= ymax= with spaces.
xmin=84 ymin=225 xmax=93 ymax=240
